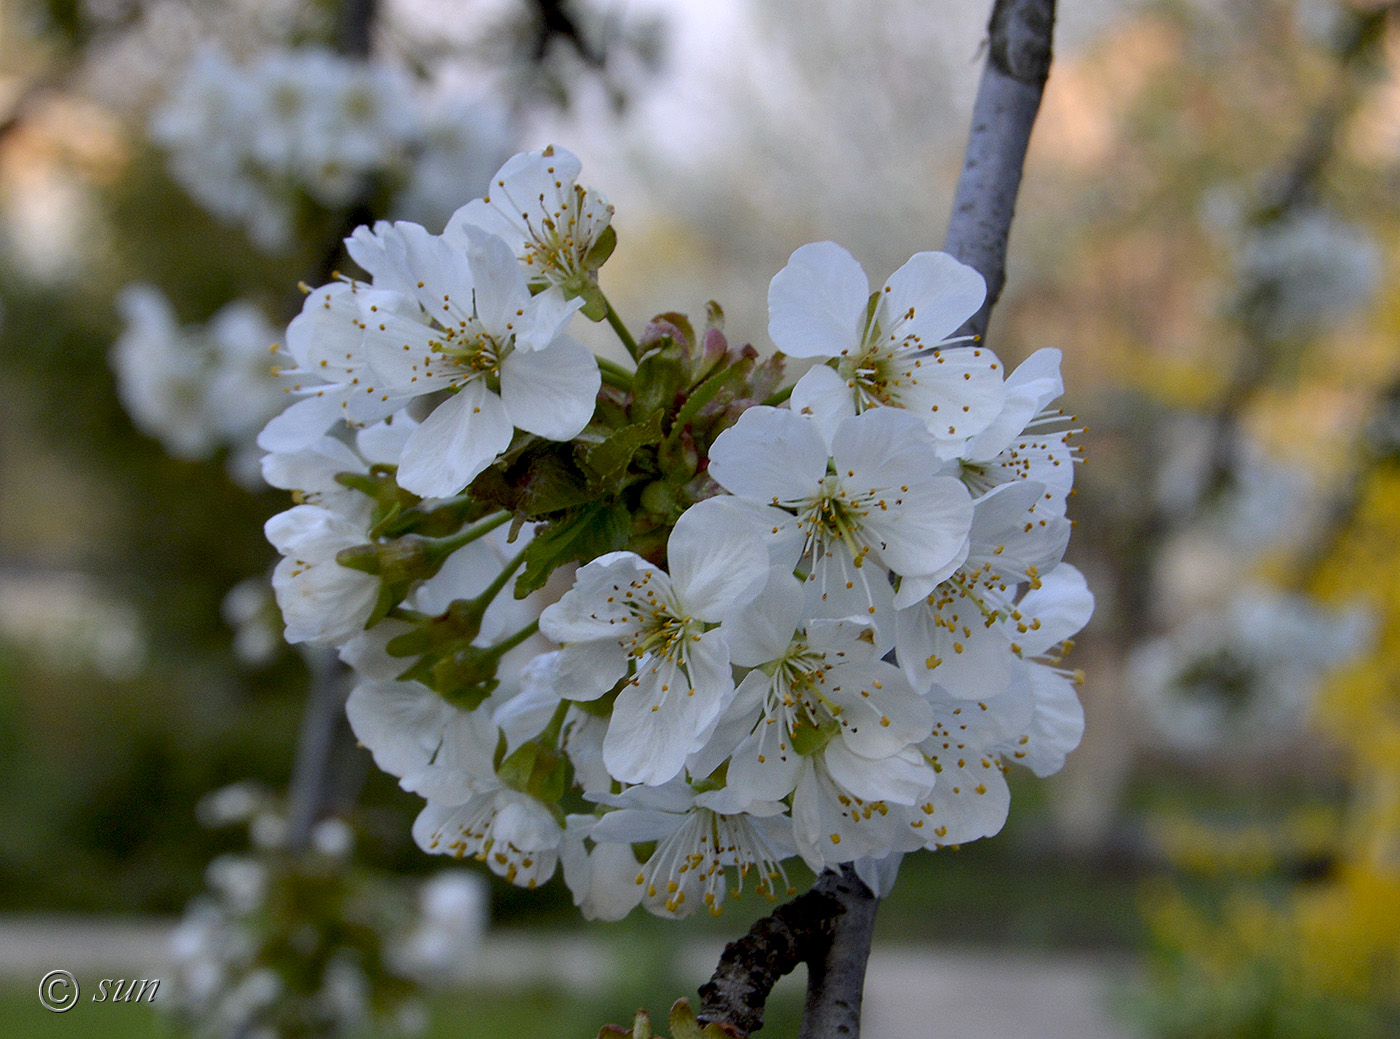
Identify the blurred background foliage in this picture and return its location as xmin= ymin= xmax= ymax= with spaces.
xmin=2 ymin=0 xmax=1400 ymax=1036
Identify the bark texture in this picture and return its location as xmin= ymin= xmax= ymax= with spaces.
xmin=944 ymin=0 xmax=1057 ymax=340
xmin=698 ymin=867 xmax=873 ymax=1038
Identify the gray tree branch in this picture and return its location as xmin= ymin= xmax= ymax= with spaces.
xmin=694 ymin=3 xmax=1056 ymax=1035
xmin=796 ymin=866 xmax=879 ymax=1039
xmin=284 ymin=646 xmax=362 ymax=853
xmin=944 ymin=0 xmax=1057 ymax=341
xmin=282 ymin=0 xmax=382 ymax=854
xmin=695 ymin=4 xmax=1058 ymax=1036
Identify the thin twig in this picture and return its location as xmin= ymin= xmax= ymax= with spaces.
xmin=697 ymin=869 xmax=845 ymax=1036
xmin=339 ymin=0 xmax=380 ymax=60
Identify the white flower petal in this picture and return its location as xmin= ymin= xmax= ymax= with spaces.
xmin=708 ymin=406 xmax=830 ymax=504
xmin=346 ymin=679 xmax=453 ymax=779
xmin=539 ymin=552 xmax=653 ymax=643
xmin=500 ymin=336 xmax=599 ymax=442
xmin=909 ymin=756 xmax=1010 ymax=847
xmin=603 ymin=634 xmax=732 ymax=786
xmin=789 ymin=364 xmax=858 ymax=451
xmin=396 ymin=382 xmax=512 ymax=497
xmin=768 ymin=241 xmax=868 ymax=358
xmin=823 ymin=741 xmax=933 ymax=806
xmin=667 ymin=497 xmax=769 ymax=621
xmin=879 ymin=251 xmax=985 ymax=346
xmin=723 ymin=570 xmax=807 ymax=668
xmin=1014 ymin=564 xmax=1094 ymax=654
xmin=463 ymin=227 xmax=531 ymax=333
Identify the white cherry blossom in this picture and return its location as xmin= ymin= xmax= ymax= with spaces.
xmin=344 ymin=223 xmax=598 ymax=496
xmin=447 ymin=146 xmax=614 ymax=302
xmin=893 ymin=479 xmax=1072 ymax=693
xmin=707 ymin=404 xmax=974 ymax=618
xmin=769 ymin=241 xmax=1004 ymax=451
xmin=262 ymin=223 xmax=600 ymax=495
xmin=265 ymin=505 xmax=380 ymax=646
xmin=589 ymin=783 xmax=792 ymax=918
xmin=694 ymin=572 xmax=934 ymax=806
xmin=539 ymin=497 xmax=768 ymax=786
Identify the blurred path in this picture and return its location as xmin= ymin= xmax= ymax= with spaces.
xmin=861 ymin=947 xmax=1136 ymax=1039
xmin=0 ymin=917 xmax=1137 ymax=1038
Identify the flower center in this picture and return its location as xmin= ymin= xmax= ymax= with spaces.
xmin=838 ymin=342 xmax=903 ymax=409
xmin=794 ymin=475 xmax=875 ymax=566
xmin=433 ymin=328 xmax=509 ymax=390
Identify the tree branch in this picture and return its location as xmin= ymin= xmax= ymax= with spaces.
xmin=338 ymin=0 xmax=380 ymax=60
xmin=796 ymin=866 xmax=879 ymax=1039
xmin=284 ymin=646 xmax=364 ymax=853
xmin=696 ymin=866 xmax=878 ymax=1038
xmin=944 ymin=0 xmax=1057 ymax=340
xmin=696 ymin=5 xmax=1058 ymax=1037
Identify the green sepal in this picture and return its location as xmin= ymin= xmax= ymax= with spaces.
xmin=334 ymin=535 xmax=436 ymax=581
xmin=572 ymin=681 xmax=623 ymax=718
xmin=584 ymin=223 xmax=617 ymax=270
xmin=333 ymin=471 xmax=379 ymax=496
xmin=367 ymin=501 xmax=404 ymax=540
xmin=435 ymin=673 xmax=497 ymax=711
xmin=396 ymin=642 xmax=500 ymax=711
xmin=580 ymin=286 xmax=609 ymax=321
xmin=336 ymin=543 xmax=383 ymax=575
xmin=365 ymin=581 xmax=398 ymax=630
xmin=497 ymin=740 xmax=571 ymax=804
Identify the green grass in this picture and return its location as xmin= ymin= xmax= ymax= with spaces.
xmin=0 ymin=980 xmax=805 ymax=1039
xmin=0 ymin=985 xmax=172 ymax=1039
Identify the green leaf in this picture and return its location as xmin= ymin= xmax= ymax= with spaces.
xmin=519 ymin=454 xmax=602 ymax=515
xmin=578 ymin=409 xmax=664 ymax=488
xmin=515 ymin=500 xmax=633 ymax=598
xmin=470 ymin=443 xmax=599 ymax=518
xmin=632 ymin=354 xmax=686 ymax=422
xmin=672 ymin=354 xmax=754 ymax=432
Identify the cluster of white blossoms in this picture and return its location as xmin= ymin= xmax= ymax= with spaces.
xmin=260 ymin=146 xmax=1091 ymax=918
xmin=111 ymin=284 xmax=287 ymax=488
xmin=169 ymin=783 xmax=486 ymax=1039
xmin=1236 ymin=207 xmax=1382 ymax=341
xmin=1130 ymin=588 xmax=1369 ymax=753
xmin=151 ymin=46 xmax=512 ymax=249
